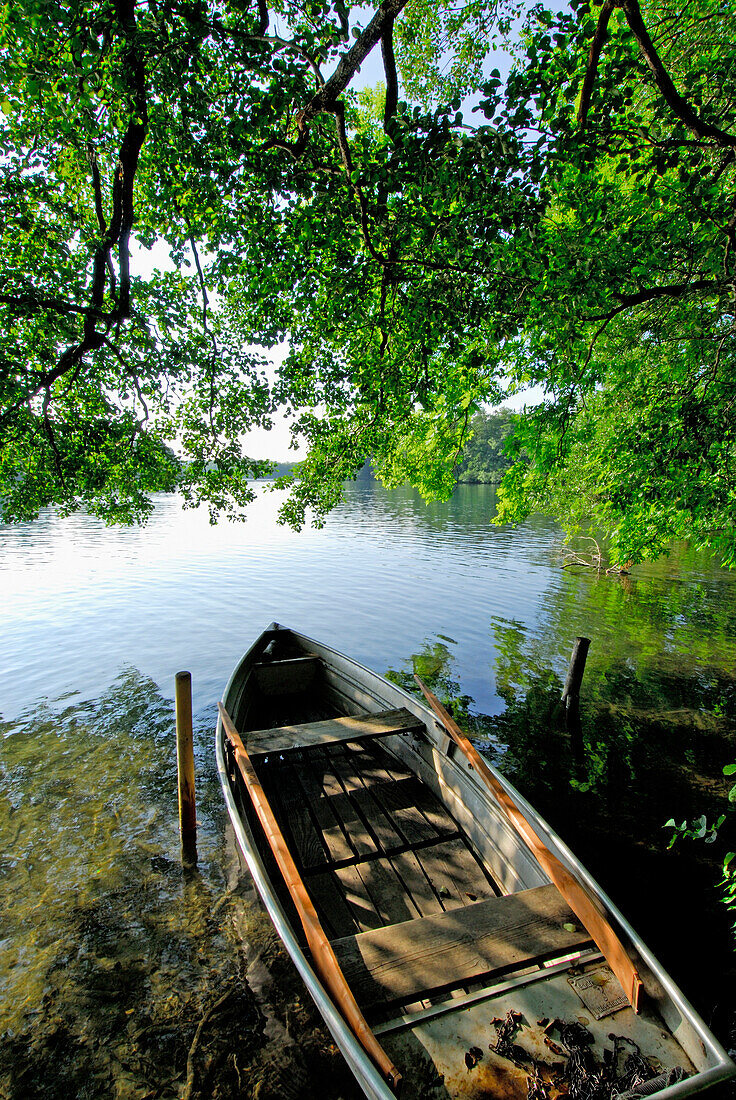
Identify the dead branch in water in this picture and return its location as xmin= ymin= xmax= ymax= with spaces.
xmin=182 ymin=987 xmax=235 ymax=1100
xmin=557 ymin=537 xmax=630 ymax=574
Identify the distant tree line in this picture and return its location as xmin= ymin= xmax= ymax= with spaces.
xmin=454 ymin=409 xmax=514 ymax=485
xmin=263 ymin=461 xmax=299 ymax=479
xmin=344 ymin=409 xmax=515 ymax=487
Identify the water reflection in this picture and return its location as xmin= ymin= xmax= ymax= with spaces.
xmin=389 ymin=631 xmax=736 ymax=1046
xmin=0 ymin=672 xmax=360 ymax=1099
xmin=0 ymin=484 xmax=560 ymax=721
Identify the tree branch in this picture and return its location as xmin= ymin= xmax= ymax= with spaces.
xmin=0 ymin=294 xmax=110 ymax=320
xmin=577 ymin=0 xmax=614 ymax=129
xmin=257 ymin=0 xmax=407 ymax=159
xmin=42 ymin=391 xmax=66 ymax=488
xmin=1 ymin=0 xmax=149 ymax=432
xmin=620 ymin=0 xmax=736 ymax=148
xmin=102 ymin=337 xmax=151 ymax=425
xmin=585 ymin=279 xmax=729 ymax=325
xmin=114 ymin=0 xmax=148 ymax=319
xmin=332 ymin=103 xmax=390 ymax=265
xmin=298 ymin=0 xmax=409 ymax=129
xmin=381 ymin=16 xmax=398 ymax=132
xmin=451 ymin=405 xmax=472 ymax=473
xmin=87 ymin=144 xmax=108 ymax=234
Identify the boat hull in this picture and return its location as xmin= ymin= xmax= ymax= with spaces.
xmin=216 ymin=625 xmax=735 ymax=1100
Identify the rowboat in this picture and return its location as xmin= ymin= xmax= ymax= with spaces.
xmin=215 ymin=624 xmax=735 ymax=1100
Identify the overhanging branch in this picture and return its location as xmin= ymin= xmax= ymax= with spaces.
xmin=579 ymin=0 xmax=736 ymax=147
xmin=333 ymin=103 xmax=391 ymax=265
xmin=620 ymin=0 xmax=736 ymax=147
xmin=381 ymin=16 xmax=398 ymax=131
xmin=298 ymin=0 xmax=409 ymax=128
xmin=1 ymin=0 xmax=149 ymax=430
xmin=577 ymin=0 xmax=614 ymax=129
xmin=585 ymin=278 xmax=730 ymax=325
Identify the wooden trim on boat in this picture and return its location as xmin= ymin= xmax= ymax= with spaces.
xmin=218 ymin=702 xmax=403 ymax=1091
xmin=414 ymin=676 xmax=643 ymax=1013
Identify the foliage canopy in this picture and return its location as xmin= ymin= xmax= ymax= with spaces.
xmin=1 ymin=0 xmax=734 ymax=562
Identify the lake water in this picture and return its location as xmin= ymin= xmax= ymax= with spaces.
xmin=2 ymin=482 xmax=735 ymax=1098
xmin=1 ymin=482 xmax=568 ymax=720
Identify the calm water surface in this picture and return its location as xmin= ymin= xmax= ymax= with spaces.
xmin=1 ymin=483 xmax=735 ymax=1098
xmin=2 ymin=482 xmax=566 ymax=718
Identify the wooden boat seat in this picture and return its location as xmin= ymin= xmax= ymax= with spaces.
xmin=253 ymin=655 xmax=322 ymax=695
xmin=330 ymin=883 xmax=593 ymax=1010
xmin=246 ymin=707 xmax=426 ymax=757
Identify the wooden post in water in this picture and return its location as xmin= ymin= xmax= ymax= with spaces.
xmin=175 ymin=671 xmax=198 ymax=867
xmin=561 ymin=637 xmax=590 ymax=737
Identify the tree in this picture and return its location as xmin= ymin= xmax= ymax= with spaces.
xmin=455 ymin=407 xmax=514 ymax=484
xmin=0 ymin=0 xmax=425 ymax=522
xmin=1 ymin=0 xmax=734 ymax=564
xmin=490 ymin=0 xmax=736 ymax=564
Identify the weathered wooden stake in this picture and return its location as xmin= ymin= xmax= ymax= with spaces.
xmin=561 ymin=637 xmax=590 ymax=734
xmin=175 ymin=670 xmax=198 ymax=867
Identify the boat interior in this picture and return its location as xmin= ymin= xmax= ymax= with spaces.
xmin=221 ymin=629 xmax=706 ymax=1098
xmin=225 ymin=632 xmax=609 ymax=1014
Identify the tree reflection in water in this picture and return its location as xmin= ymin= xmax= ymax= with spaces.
xmin=387 ymin=630 xmax=736 ymax=1053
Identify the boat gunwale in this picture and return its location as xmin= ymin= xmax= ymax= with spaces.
xmin=216 ymin=624 xmax=736 ymax=1100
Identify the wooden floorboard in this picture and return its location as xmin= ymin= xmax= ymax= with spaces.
xmin=327 ymin=744 xmax=367 ymax=793
xmin=312 ymin=749 xmax=347 ymax=798
xmin=331 ymin=883 xmax=593 ymax=1010
xmin=352 ymin=785 xmax=408 ymax=852
xmin=346 ymin=745 xmax=462 ymax=849
xmin=362 ymin=738 xmax=420 ymax=780
xmin=389 ymin=849 xmax=446 ymax=917
xmin=327 ymin=790 xmax=379 ymax=859
xmin=413 ymin=836 xmax=499 ymax=909
xmin=327 ymin=750 xmax=407 ymax=853
xmin=405 ymin=777 xmax=464 ymax=835
xmin=335 ymin=863 xmax=385 ymax=932
xmin=262 ymin=760 xmax=330 ymax=872
xmin=352 ymin=857 xmax=421 ymax=926
xmin=293 ymin=754 xmax=355 ymax=864
xmin=252 ymin=719 xmax=503 ymax=945
xmin=303 ymin=749 xmax=379 ymax=859
xmin=365 ymin=775 xmax=444 ymax=846
xmin=344 ymin=740 xmax=414 ymax=783
xmin=307 ymin=869 xmax=360 ymax=939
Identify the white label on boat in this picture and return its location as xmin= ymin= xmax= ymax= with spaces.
xmin=568 ymin=967 xmax=629 ymax=1020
